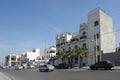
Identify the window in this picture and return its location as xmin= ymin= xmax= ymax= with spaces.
xmin=32 ymin=49 xmax=36 ymax=52
xmin=49 ymin=50 xmax=55 ymax=53
xmin=68 ymin=47 xmax=71 ymax=50
xmin=83 ymin=43 xmax=86 ymax=48
xmin=97 ymin=46 xmax=100 ymax=51
xmin=75 ymin=57 xmax=78 ymax=64
xmin=75 ymin=45 xmax=78 ymax=49
xmin=63 ymin=48 xmax=65 ymax=51
xmin=97 ymin=33 xmax=99 ymax=39
xmin=94 ymin=21 xmax=99 ymax=26
xmin=11 ymin=58 xmax=16 ymax=61
xmin=82 ymin=32 xmax=86 ymax=36
xmin=94 ymin=46 xmax=100 ymax=51
xmin=94 ymin=33 xmax=99 ymax=39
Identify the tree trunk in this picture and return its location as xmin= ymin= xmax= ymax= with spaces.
xmin=79 ymin=56 xmax=83 ymax=68
xmin=78 ymin=55 xmax=80 ymax=68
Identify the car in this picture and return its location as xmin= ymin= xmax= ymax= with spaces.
xmin=15 ymin=65 xmax=24 ymax=70
xmin=55 ymin=63 xmax=69 ymax=69
xmin=27 ymin=65 xmax=35 ymax=69
xmin=39 ymin=64 xmax=54 ymax=72
xmin=90 ymin=60 xmax=114 ymax=70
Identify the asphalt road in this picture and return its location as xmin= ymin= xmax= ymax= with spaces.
xmin=0 ymin=68 xmax=120 ymax=80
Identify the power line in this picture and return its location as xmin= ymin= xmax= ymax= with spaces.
xmin=100 ymin=30 xmax=120 ymax=35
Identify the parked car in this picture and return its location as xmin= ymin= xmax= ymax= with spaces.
xmin=55 ymin=63 xmax=69 ymax=69
xmin=27 ymin=65 xmax=35 ymax=69
xmin=90 ymin=60 xmax=114 ymax=70
xmin=15 ymin=65 xmax=24 ymax=70
xmin=39 ymin=64 xmax=54 ymax=72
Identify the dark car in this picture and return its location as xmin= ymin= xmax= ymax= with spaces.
xmin=55 ymin=63 xmax=69 ymax=69
xmin=90 ymin=60 xmax=114 ymax=70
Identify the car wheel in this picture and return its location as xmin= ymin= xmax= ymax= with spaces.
xmin=91 ymin=67 xmax=94 ymax=70
xmin=108 ymin=67 xmax=111 ymax=70
xmin=39 ymin=69 xmax=42 ymax=72
xmin=95 ymin=68 xmax=98 ymax=70
xmin=51 ymin=70 xmax=54 ymax=72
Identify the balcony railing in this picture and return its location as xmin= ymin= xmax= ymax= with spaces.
xmin=80 ymin=36 xmax=87 ymax=40
xmin=61 ymin=42 xmax=65 ymax=46
xmin=56 ymin=44 xmax=60 ymax=47
xmin=70 ymin=38 xmax=79 ymax=43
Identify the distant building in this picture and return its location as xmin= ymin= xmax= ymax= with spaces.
xmin=5 ymin=54 xmax=20 ymax=67
xmin=20 ymin=49 xmax=40 ymax=65
xmin=44 ymin=45 xmax=56 ymax=60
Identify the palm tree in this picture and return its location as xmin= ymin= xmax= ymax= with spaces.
xmin=67 ymin=49 xmax=77 ymax=68
xmin=57 ymin=51 xmax=66 ymax=64
xmin=75 ymin=46 xmax=88 ymax=68
xmin=49 ymin=56 xmax=58 ymax=65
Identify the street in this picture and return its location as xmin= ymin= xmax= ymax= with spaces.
xmin=0 ymin=68 xmax=120 ymax=80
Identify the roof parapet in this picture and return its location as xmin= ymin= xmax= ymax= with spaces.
xmin=88 ymin=7 xmax=106 ymax=15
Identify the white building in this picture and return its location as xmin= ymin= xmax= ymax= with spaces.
xmin=5 ymin=54 xmax=20 ymax=67
xmin=21 ymin=49 xmax=40 ymax=62
xmin=56 ymin=8 xmax=116 ymax=66
xmin=44 ymin=45 xmax=56 ymax=60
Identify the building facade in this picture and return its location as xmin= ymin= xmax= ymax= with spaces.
xmin=56 ymin=8 xmax=116 ymax=66
xmin=5 ymin=54 xmax=20 ymax=67
xmin=44 ymin=45 xmax=56 ymax=60
xmin=87 ymin=8 xmax=116 ymax=64
xmin=20 ymin=48 xmax=40 ymax=65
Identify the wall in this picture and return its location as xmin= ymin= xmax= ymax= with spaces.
xmin=102 ymin=51 xmax=120 ymax=66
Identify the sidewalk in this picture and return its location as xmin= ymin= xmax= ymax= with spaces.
xmin=0 ymin=72 xmax=11 ymax=80
xmin=62 ymin=66 xmax=120 ymax=71
xmin=112 ymin=66 xmax=120 ymax=70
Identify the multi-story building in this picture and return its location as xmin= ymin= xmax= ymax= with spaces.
xmin=56 ymin=8 xmax=116 ymax=66
xmin=87 ymin=8 xmax=116 ymax=64
xmin=5 ymin=54 xmax=20 ymax=67
xmin=44 ymin=45 xmax=56 ymax=60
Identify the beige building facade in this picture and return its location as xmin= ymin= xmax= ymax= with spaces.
xmin=5 ymin=54 xmax=20 ymax=67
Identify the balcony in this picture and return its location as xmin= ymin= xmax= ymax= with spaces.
xmin=61 ymin=42 xmax=65 ymax=47
xmin=80 ymin=23 xmax=87 ymax=30
xmin=70 ymin=38 xmax=79 ymax=43
xmin=80 ymin=36 xmax=87 ymax=41
xmin=56 ymin=35 xmax=60 ymax=40
xmin=56 ymin=44 xmax=60 ymax=47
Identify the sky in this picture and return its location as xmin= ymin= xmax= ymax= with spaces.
xmin=0 ymin=0 xmax=120 ymax=62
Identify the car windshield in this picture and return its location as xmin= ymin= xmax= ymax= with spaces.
xmin=106 ymin=60 xmax=112 ymax=63
xmin=41 ymin=65 xmax=47 ymax=67
xmin=47 ymin=65 xmax=53 ymax=67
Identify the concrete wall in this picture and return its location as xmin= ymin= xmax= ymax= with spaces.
xmin=102 ymin=51 xmax=120 ymax=66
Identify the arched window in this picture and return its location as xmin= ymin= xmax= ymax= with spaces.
xmin=94 ymin=21 xmax=99 ymax=26
xmin=82 ymin=32 xmax=86 ymax=36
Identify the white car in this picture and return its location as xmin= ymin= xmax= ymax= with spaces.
xmin=39 ymin=64 xmax=54 ymax=72
xmin=15 ymin=65 xmax=24 ymax=70
xmin=27 ymin=65 xmax=35 ymax=69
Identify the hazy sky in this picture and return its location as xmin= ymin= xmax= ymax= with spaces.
xmin=0 ymin=0 xmax=120 ymax=62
